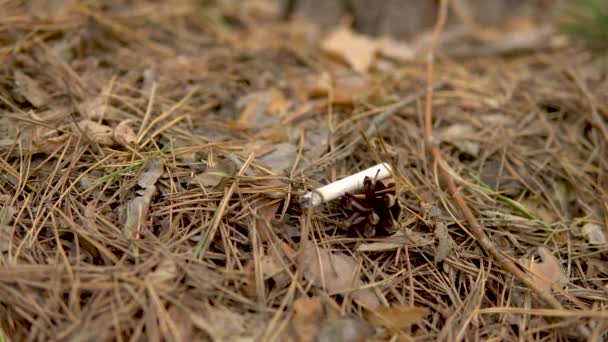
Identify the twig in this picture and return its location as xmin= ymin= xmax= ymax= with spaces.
xmin=423 ymin=0 xmax=563 ymax=310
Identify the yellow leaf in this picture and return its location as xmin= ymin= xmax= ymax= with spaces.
xmin=321 ymin=26 xmax=376 ymax=73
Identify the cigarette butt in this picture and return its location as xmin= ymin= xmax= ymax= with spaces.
xmin=300 ymin=163 xmax=392 ymax=208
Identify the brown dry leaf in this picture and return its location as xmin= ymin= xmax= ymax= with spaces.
xmin=233 ymin=89 xmax=284 ymax=130
xmin=189 ymin=304 xmax=263 ymax=341
xmin=267 ymin=87 xmax=289 ymax=118
xmin=120 ymin=187 xmax=156 ymax=238
xmin=292 ymin=297 xmax=324 ymax=342
xmin=1 ymin=198 xmax=16 ymax=253
xmin=255 ymin=200 xmax=281 ymax=242
xmin=299 ymin=242 xmax=379 ymax=308
xmin=138 ymin=159 xmax=163 ymax=189
xmin=167 ymin=305 xmax=194 ymax=342
xmin=78 ymin=120 xmax=114 ymax=146
xmin=376 ymin=36 xmax=415 ymax=61
xmin=27 ymin=0 xmax=74 ymax=18
xmin=581 ymin=223 xmax=606 ymax=245
xmin=31 ymin=125 xmax=68 ymax=153
xmin=13 ymin=70 xmax=50 ymax=107
xmin=404 ymin=229 xmax=435 ymax=248
xmin=192 ymin=158 xmax=236 ymax=188
xmin=356 ymin=231 xmax=408 ymax=252
xmin=317 ymin=318 xmax=372 ymax=342
xmin=367 ymin=305 xmax=429 ymax=332
xmin=145 ymin=258 xmax=177 ymax=291
xmin=287 ymin=72 xmax=367 ymax=119
xmin=434 ymin=221 xmax=454 ymax=264
xmin=78 ymin=96 xmax=108 ymax=119
xmin=258 ymin=142 xmax=297 ymax=172
xmin=321 ymin=26 xmax=376 ymax=73
xmin=256 ymin=124 xmax=290 ymax=143
xmin=439 ymin=123 xmax=480 ymax=156
xmin=113 ymin=119 xmax=137 ymax=146
xmin=528 ymin=247 xmax=568 ymax=293
xmin=119 ymin=160 xmax=162 ymax=238
xmin=259 ymin=254 xmax=290 ymax=289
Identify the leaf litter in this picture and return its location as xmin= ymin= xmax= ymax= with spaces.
xmin=0 ymin=1 xmax=607 ymax=341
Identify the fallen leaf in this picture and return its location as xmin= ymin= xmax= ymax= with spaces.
xmin=113 ymin=119 xmax=137 ymax=146
xmin=267 ymin=88 xmax=289 ymax=118
xmin=366 ymin=305 xmax=429 ymax=332
xmin=321 ymin=26 xmax=376 ymax=73
xmin=259 ymin=253 xmax=290 ymax=289
xmin=582 ymin=223 xmax=606 ymax=244
xmin=78 ymin=120 xmax=114 ymax=146
xmin=78 ymin=96 xmax=108 ymax=119
xmin=167 ymin=305 xmax=194 ymax=342
xmin=192 ymin=157 xmax=236 ymax=188
xmin=13 ymin=70 xmax=50 ymax=107
xmin=356 ymin=231 xmax=408 ymax=252
xmin=119 ymin=159 xmax=162 ymax=238
xmin=188 ymin=304 xmax=264 ymax=341
xmin=120 ymin=186 xmax=156 ymax=238
xmin=528 ymin=247 xmax=568 ymax=293
xmin=317 ymin=318 xmax=372 ymax=342
xmin=440 ymin=123 xmax=480 ymax=156
xmin=292 ymin=297 xmax=324 ymax=342
xmin=255 ymin=199 xmax=281 ymax=242
xmin=376 ymin=36 xmax=415 ymax=61
xmin=404 ymin=229 xmax=435 ymax=248
xmin=138 ymin=159 xmax=163 ymax=189
xmin=296 ymin=72 xmax=369 ymax=105
xmin=146 ymin=258 xmax=177 ymax=291
xmin=299 ymin=242 xmax=379 ymax=308
xmin=31 ymin=125 xmax=68 ymax=153
xmin=233 ymin=89 xmax=284 ymax=130
xmin=434 ymin=221 xmax=454 ymax=264
xmin=1 ymin=198 xmax=16 ymax=253
xmin=27 ymin=0 xmax=73 ymax=18
xmin=258 ymin=142 xmax=297 ymax=172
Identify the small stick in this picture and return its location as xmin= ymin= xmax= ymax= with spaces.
xmin=424 ymin=0 xmax=563 ymax=310
xmin=300 ymin=163 xmax=392 ymax=208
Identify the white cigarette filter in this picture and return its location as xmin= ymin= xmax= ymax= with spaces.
xmin=300 ymin=163 xmax=393 ymax=208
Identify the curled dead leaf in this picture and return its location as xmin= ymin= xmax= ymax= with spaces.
xmin=292 ymin=297 xmax=324 ymax=342
xmin=440 ymin=123 xmax=480 ymax=156
xmin=113 ymin=119 xmax=137 ymax=146
xmin=78 ymin=96 xmax=108 ymax=119
xmin=119 ymin=159 xmax=162 ymax=238
xmin=527 ymin=247 xmax=568 ymax=293
xmin=299 ymin=242 xmax=379 ymax=308
xmin=13 ymin=70 xmax=50 ymax=107
xmin=434 ymin=221 xmax=454 ymax=264
xmin=78 ymin=120 xmax=114 ymax=146
xmin=145 ymin=258 xmax=178 ymax=291
xmin=255 ymin=199 xmax=281 ymax=242
xmin=192 ymin=157 xmax=236 ymax=188
xmin=581 ymin=223 xmax=606 ymax=245
xmin=138 ymin=159 xmax=163 ymax=189
xmin=321 ymin=26 xmax=376 ymax=73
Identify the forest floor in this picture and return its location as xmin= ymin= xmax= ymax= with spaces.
xmin=1 ymin=1 xmax=607 ymax=341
